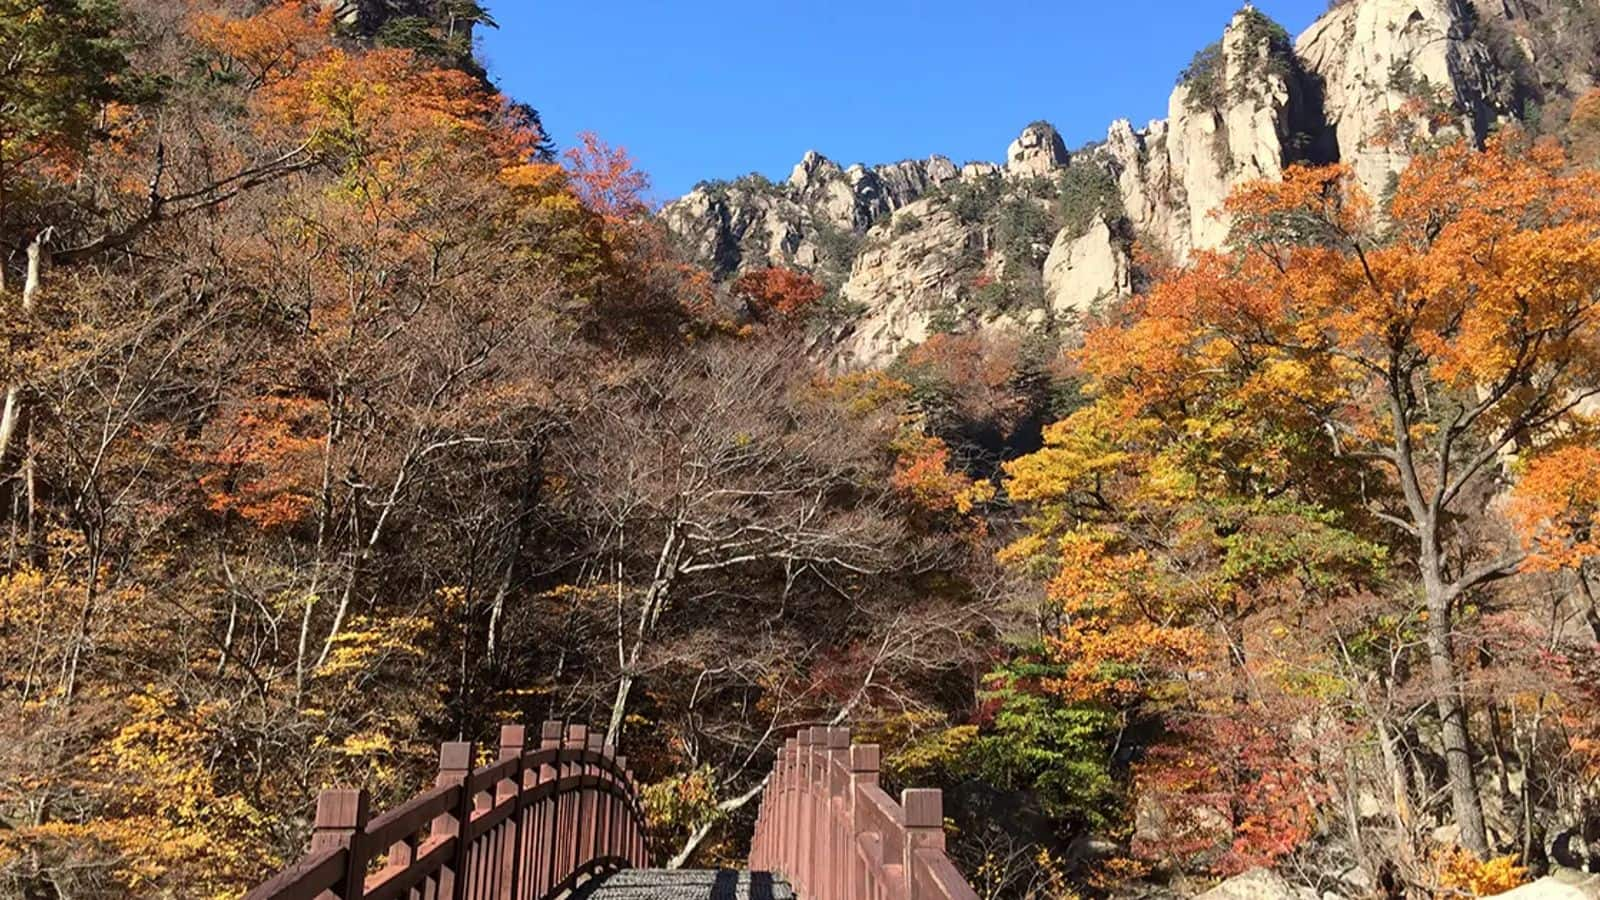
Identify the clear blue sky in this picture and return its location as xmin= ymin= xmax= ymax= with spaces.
xmin=479 ymin=1 xmax=1329 ymax=202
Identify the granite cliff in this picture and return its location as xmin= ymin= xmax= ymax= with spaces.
xmin=661 ymin=0 xmax=1600 ymax=366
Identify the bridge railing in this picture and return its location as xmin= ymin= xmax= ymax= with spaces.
xmin=749 ymin=725 xmax=979 ymax=900
xmin=246 ymin=721 xmax=649 ymax=900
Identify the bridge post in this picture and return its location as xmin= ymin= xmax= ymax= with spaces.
xmin=902 ymin=789 xmax=945 ymax=900
xmin=826 ymin=728 xmax=851 ymax=900
xmin=535 ymin=721 xmax=563 ymax=896
xmin=563 ymin=724 xmax=588 ymax=878
xmin=310 ymin=788 xmax=369 ymax=900
xmin=583 ymin=731 xmax=604 ymax=869
xmin=496 ymin=725 xmax=526 ymax=900
xmin=599 ymin=741 xmax=618 ymax=866
xmin=848 ymin=744 xmax=880 ymax=900
xmin=434 ymin=740 xmax=475 ymax=900
xmin=790 ymin=729 xmax=811 ymax=890
xmin=613 ymin=752 xmax=629 ymax=865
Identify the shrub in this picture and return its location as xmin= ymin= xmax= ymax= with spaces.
xmin=1054 ymin=163 xmax=1123 ymax=239
xmin=892 ymin=211 xmax=923 ymax=236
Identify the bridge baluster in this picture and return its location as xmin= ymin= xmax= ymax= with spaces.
xmin=598 ymin=741 xmax=616 ymax=865
xmin=310 ymin=788 xmax=369 ymax=900
xmin=826 ymin=728 xmax=851 ymax=900
xmin=495 ymin=725 xmax=525 ymax=900
xmin=535 ymin=722 xmax=563 ymax=897
xmin=434 ymin=741 xmax=474 ymax=900
xmin=902 ymin=790 xmax=945 ymax=900
xmin=583 ymin=732 xmax=604 ymax=868
xmin=848 ymin=744 xmax=880 ymax=900
xmin=611 ymin=752 xmax=627 ymax=865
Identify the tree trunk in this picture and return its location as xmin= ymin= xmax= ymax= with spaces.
xmin=1423 ymin=564 xmax=1490 ymax=856
xmin=606 ymin=672 xmax=634 ymax=746
xmin=1576 ymin=566 xmax=1600 ymax=644
xmin=0 ymin=230 xmax=45 ymax=467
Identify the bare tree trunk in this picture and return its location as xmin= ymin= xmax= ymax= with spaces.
xmin=61 ymin=538 xmax=103 ymax=702
xmin=1389 ymin=371 xmax=1489 ymax=858
xmin=296 ymin=397 xmax=341 ymax=705
xmin=487 ymin=445 xmax=540 ymax=660
xmin=1424 ymin=563 xmax=1490 ymax=856
xmin=667 ymin=774 xmax=770 ymax=868
xmin=1576 ymin=566 xmax=1600 ymax=644
xmin=0 ymin=230 xmax=46 ymax=465
xmin=606 ymin=526 xmax=683 ymax=745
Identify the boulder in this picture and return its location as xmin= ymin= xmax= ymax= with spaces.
xmin=1193 ymin=868 xmax=1310 ymax=900
xmin=1485 ymin=870 xmax=1600 ymax=900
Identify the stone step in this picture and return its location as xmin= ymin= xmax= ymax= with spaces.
xmin=570 ymin=869 xmax=794 ymax=900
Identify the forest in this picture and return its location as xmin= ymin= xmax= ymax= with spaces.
xmin=2 ymin=2 xmax=1600 ymax=899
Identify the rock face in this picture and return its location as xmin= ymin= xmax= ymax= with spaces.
xmin=1163 ymin=9 xmax=1332 ymax=252
xmin=834 ymin=198 xmax=980 ymax=369
xmin=319 ymin=0 xmax=471 ymax=36
xmin=1296 ymin=0 xmax=1512 ymax=199
xmin=659 ymin=153 xmax=960 ymax=279
xmin=1043 ymin=216 xmax=1132 ymax=320
xmin=1006 ymin=122 xmax=1071 ymax=178
xmin=662 ymin=0 xmax=1596 ymax=368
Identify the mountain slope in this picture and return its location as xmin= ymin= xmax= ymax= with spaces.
xmin=661 ymin=0 xmax=1600 ymax=366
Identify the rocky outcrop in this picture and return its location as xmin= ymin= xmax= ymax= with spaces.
xmin=1102 ymin=118 xmax=1186 ymax=260
xmin=659 ymin=153 xmax=960 ymax=278
xmin=1296 ymin=0 xmax=1515 ymax=199
xmin=319 ymin=0 xmax=474 ymax=36
xmin=834 ymin=198 xmax=987 ymax=368
xmin=1165 ymin=9 xmax=1332 ymax=251
xmin=664 ymin=0 xmax=1595 ymax=369
xmin=1042 ymin=215 xmax=1132 ymax=320
xmin=1006 ymin=122 xmax=1071 ymax=178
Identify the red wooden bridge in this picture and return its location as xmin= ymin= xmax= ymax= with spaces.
xmin=248 ymin=721 xmax=979 ymax=900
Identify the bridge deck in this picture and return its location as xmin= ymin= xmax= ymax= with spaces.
xmin=570 ymin=869 xmax=794 ymax=899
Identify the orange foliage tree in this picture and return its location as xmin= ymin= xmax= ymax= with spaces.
xmin=732 ymin=266 xmax=826 ymax=324
xmin=1005 ymin=132 xmax=1600 ymax=862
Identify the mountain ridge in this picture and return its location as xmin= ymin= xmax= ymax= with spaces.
xmin=661 ymin=0 xmax=1600 ymax=366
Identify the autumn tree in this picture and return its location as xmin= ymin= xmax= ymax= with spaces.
xmin=731 ymin=266 xmax=825 ymax=324
xmin=1006 ymin=134 xmax=1600 ymax=862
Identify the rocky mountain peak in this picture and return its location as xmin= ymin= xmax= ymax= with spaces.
xmin=789 ymin=150 xmax=843 ymax=190
xmin=661 ymin=0 xmax=1600 ymax=368
xmin=1005 ymin=122 xmax=1071 ymax=178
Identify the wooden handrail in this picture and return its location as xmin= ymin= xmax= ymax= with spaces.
xmin=246 ymin=721 xmax=650 ymax=900
xmin=748 ymin=725 xmax=980 ymax=900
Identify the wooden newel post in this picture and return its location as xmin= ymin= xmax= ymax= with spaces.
xmin=849 ymin=744 xmax=881 ymax=900
xmin=536 ymin=722 xmax=563 ymax=896
xmin=613 ymin=752 xmax=628 ymax=863
xmin=599 ymin=742 xmax=617 ymax=862
xmin=792 ymin=728 xmax=813 ymax=890
xmin=902 ymin=789 xmax=945 ymax=900
xmin=497 ymin=725 xmax=526 ymax=900
xmin=826 ymin=728 xmax=851 ymax=900
xmin=311 ymin=789 xmax=370 ymax=900
xmin=780 ymin=736 xmax=796 ymax=876
xmin=435 ymin=741 xmax=475 ymax=900
xmin=564 ymin=724 xmax=588 ymax=877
